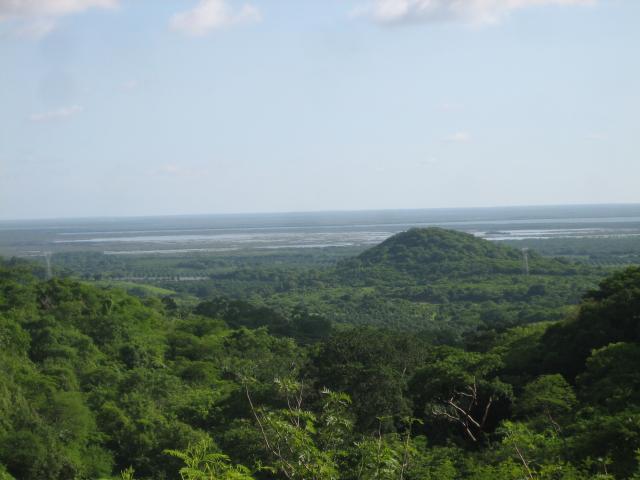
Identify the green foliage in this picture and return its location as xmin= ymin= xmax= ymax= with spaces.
xmin=120 ymin=467 xmax=136 ymax=480
xmin=516 ymin=374 xmax=576 ymax=430
xmin=0 ymin=255 xmax=639 ymax=480
xmin=411 ymin=347 xmax=512 ymax=442
xmin=196 ymin=298 xmax=332 ymax=344
xmin=0 ymin=464 xmax=15 ymax=480
xmin=542 ymin=267 xmax=640 ymax=378
xmin=311 ymin=328 xmax=427 ymax=431
xmin=165 ymin=439 xmax=254 ymax=480
xmin=503 ymin=235 xmax=640 ymax=267
xmin=245 ymin=380 xmax=342 ymax=480
xmin=341 ymin=228 xmax=536 ymax=280
xmin=577 ymin=343 xmax=640 ymax=411
xmin=353 ymin=434 xmax=403 ymax=480
xmin=52 ymin=228 xmax=601 ymax=337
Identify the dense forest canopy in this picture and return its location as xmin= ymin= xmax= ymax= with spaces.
xmin=41 ymin=228 xmax=606 ymax=339
xmin=258 ymin=228 xmax=600 ymax=337
xmin=1 ymin=228 xmax=640 ymax=479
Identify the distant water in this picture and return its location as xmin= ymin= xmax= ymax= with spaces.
xmin=2 ymin=204 xmax=640 ymax=256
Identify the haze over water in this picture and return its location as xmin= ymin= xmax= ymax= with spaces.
xmin=2 ymin=204 xmax=640 ymax=256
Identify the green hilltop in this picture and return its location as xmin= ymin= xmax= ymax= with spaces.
xmin=336 ymin=227 xmax=577 ymax=284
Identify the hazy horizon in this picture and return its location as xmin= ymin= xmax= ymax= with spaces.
xmin=2 ymin=202 xmax=640 ymax=224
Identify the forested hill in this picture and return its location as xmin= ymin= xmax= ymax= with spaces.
xmin=256 ymin=228 xmax=598 ymax=334
xmin=335 ymin=228 xmax=581 ymax=284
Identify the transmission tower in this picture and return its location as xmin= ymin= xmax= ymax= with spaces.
xmin=521 ymin=248 xmax=529 ymax=276
xmin=43 ymin=252 xmax=52 ymax=279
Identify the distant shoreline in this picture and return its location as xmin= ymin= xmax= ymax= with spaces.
xmin=2 ymin=202 xmax=640 ymax=225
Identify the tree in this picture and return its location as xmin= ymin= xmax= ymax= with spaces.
xmin=312 ymin=329 xmax=426 ymax=432
xmin=165 ymin=439 xmax=254 ymax=480
xmin=516 ymin=374 xmax=576 ymax=433
xmin=577 ymin=343 xmax=640 ymax=411
xmin=410 ymin=347 xmax=512 ymax=442
xmin=244 ymin=379 xmax=343 ymax=480
xmin=542 ymin=267 xmax=640 ymax=378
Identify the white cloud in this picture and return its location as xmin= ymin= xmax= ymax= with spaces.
xmin=0 ymin=0 xmax=117 ymax=18
xmin=30 ymin=105 xmax=83 ymax=122
xmin=357 ymin=0 xmax=595 ymax=25
xmin=0 ymin=0 xmax=118 ymax=38
xmin=170 ymin=0 xmax=261 ymax=36
xmin=444 ymin=131 xmax=471 ymax=143
xmin=14 ymin=16 xmax=56 ymax=37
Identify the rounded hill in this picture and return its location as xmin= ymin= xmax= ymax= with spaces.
xmin=336 ymin=228 xmax=576 ymax=283
xmin=359 ymin=228 xmax=520 ymax=265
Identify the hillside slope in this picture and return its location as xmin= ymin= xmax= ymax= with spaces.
xmin=335 ymin=228 xmax=579 ymax=285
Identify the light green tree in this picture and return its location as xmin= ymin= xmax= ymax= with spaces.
xmin=165 ymin=439 xmax=254 ymax=480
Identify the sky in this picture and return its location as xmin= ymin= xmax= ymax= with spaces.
xmin=0 ymin=0 xmax=638 ymax=220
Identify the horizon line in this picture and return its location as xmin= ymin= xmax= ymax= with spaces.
xmin=2 ymin=202 xmax=640 ymax=224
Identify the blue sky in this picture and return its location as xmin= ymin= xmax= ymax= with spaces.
xmin=0 ymin=0 xmax=638 ymax=220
